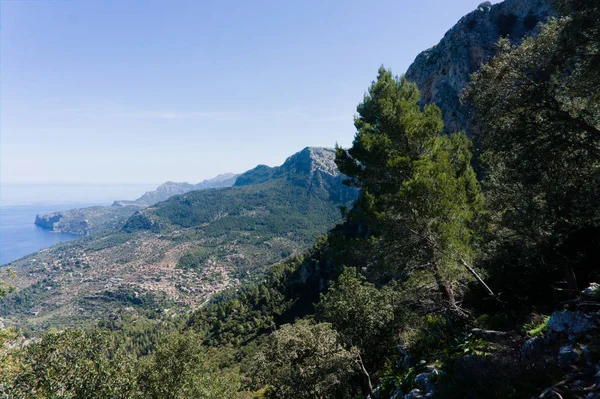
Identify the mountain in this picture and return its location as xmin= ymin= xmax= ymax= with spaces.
xmin=124 ymin=147 xmax=355 ymax=235
xmin=234 ymin=147 xmax=341 ymax=188
xmin=179 ymin=2 xmax=580 ymax=396
xmin=186 ymin=0 xmax=565 ymax=388
xmin=34 ymin=173 xmax=239 ymax=235
xmin=2 ymin=147 xmax=357 ymax=331
xmin=406 ymin=0 xmax=554 ymax=135
xmin=4 ymin=1 xmax=593 ymax=398
xmin=115 ymin=173 xmax=238 ymax=206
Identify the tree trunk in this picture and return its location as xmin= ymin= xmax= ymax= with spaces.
xmin=355 ymin=352 xmax=375 ymax=398
xmin=432 ymin=261 xmax=457 ymax=310
xmin=421 ymin=227 xmax=466 ymax=315
xmin=564 ymin=265 xmax=578 ymax=299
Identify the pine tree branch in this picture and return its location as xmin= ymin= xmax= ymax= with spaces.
xmin=459 ymin=257 xmax=495 ymax=298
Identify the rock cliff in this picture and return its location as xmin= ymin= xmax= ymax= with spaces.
xmin=35 ymin=205 xmax=143 ymax=235
xmin=405 ymin=0 xmax=555 ymax=135
xmin=235 ymin=147 xmax=353 ymax=202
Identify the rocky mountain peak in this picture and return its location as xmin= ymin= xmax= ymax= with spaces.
xmin=406 ymin=0 xmax=555 ymax=135
xmin=279 ymin=147 xmax=339 ymax=178
xmin=205 ymin=173 xmax=237 ymax=183
xmin=234 ymin=147 xmax=340 ymax=187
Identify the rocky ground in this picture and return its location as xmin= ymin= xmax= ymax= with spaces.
xmin=386 ymin=284 xmax=600 ymax=399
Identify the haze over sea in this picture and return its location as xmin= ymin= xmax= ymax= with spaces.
xmin=0 ymin=183 xmax=158 ymax=265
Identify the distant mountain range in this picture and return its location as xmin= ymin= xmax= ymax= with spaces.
xmin=34 ymin=173 xmax=239 ymax=235
xmin=4 ymin=147 xmax=357 ymax=330
xmin=113 ymin=173 xmax=238 ymax=207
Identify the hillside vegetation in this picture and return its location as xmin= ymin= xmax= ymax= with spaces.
xmin=0 ymin=148 xmax=356 ymax=333
xmin=0 ymin=0 xmax=598 ymax=398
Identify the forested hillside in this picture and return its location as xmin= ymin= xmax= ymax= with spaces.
xmin=0 ymin=0 xmax=598 ymax=398
xmin=0 ymin=148 xmax=356 ymax=333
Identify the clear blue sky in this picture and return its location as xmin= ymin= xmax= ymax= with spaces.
xmin=1 ymin=0 xmax=499 ymax=184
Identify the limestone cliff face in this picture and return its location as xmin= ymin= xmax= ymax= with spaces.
xmin=277 ymin=147 xmax=341 ymax=179
xmin=34 ymin=213 xmax=63 ymax=230
xmin=234 ymin=147 xmax=341 ymax=188
xmin=405 ymin=0 xmax=554 ymax=135
xmin=275 ymin=147 xmax=355 ymax=202
xmin=234 ymin=147 xmax=356 ymax=203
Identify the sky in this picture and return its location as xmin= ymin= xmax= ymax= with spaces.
xmin=1 ymin=0 xmax=500 ymax=184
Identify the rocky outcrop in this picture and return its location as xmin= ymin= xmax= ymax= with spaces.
xmin=235 ymin=147 xmax=356 ymax=202
xmin=34 ymin=213 xmax=63 ymax=230
xmin=236 ymin=148 xmax=340 ymax=184
xmin=35 ymin=206 xmax=141 ymax=235
xmin=405 ymin=0 xmax=555 ymax=135
xmin=234 ymin=147 xmax=340 ymax=188
xmin=277 ymin=147 xmax=341 ymax=178
xmin=275 ymin=147 xmax=356 ymax=202
xmin=518 ymin=284 xmax=600 ymax=398
xmin=548 ymin=311 xmax=596 ymax=336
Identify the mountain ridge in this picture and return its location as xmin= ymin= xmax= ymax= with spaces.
xmin=116 ymin=173 xmax=239 ymax=207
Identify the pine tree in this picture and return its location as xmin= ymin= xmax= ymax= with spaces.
xmin=336 ymin=67 xmax=484 ymax=312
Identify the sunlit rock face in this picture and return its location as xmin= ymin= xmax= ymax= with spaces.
xmin=406 ymin=0 xmax=555 ymax=136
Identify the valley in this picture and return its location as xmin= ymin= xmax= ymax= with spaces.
xmin=1 ymin=147 xmax=356 ymax=332
xmin=1 ymin=0 xmax=598 ymax=397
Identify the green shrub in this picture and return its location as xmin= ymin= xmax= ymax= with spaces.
xmin=523 ymin=315 xmax=550 ymax=337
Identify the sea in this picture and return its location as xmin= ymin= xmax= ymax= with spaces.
xmin=0 ymin=183 xmax=159 ymax=266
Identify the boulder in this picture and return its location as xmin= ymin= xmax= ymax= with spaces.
xmin=414 ymin=367 xmax=443 ymax=396
xmin=404 ymin=389 xmax=424 ymax=399
xmin=583 ymin=283 xmax=600 ymax=297
xmin=521 ymin=336 xmax=547 ymax=362
xmin=558 ymin=344 xmax=581 ymax=368
xmin=548 ymin=311 xmax=595 ymax=336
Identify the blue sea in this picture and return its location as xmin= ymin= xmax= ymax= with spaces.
xmin=0 ymin=183 xmax=159 ymax=266
xmin=0 ymin=204 xmax=88 ymax=266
